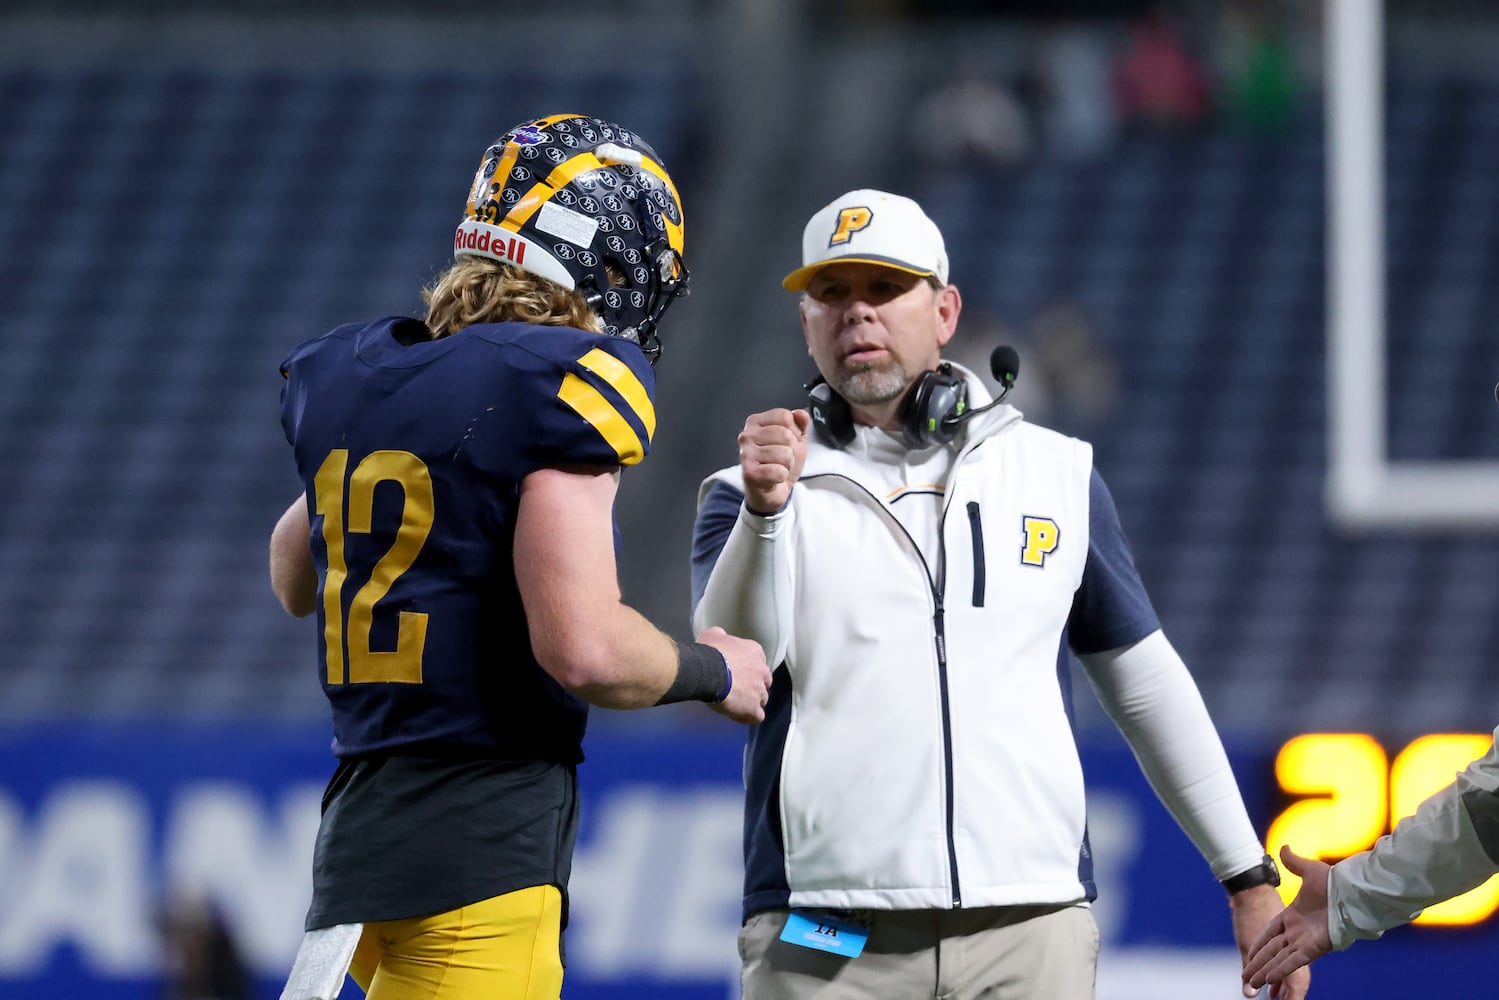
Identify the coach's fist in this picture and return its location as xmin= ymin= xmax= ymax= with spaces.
xmin=739 ymin=408 xmax=810 ymax=514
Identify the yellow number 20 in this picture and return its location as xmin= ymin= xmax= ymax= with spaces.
xmin=314 ymin=449 xmax=434 ymax=685
xmin=1267 ymin=732 xmax=1499 ymax=926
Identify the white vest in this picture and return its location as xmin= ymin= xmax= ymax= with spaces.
xmin=706 ymin=404 xmax=1097 ymax=910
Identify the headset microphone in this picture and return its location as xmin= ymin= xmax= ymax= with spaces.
xmin=990 ymin=345 xmax=1020 ymax=398
xmin=935 ymin=344 xmax=1022 ymax=433
xmin=929 ymin=346 xmax=1025 ymax=434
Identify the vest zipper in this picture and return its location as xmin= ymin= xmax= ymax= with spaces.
xmin=932 ymin=601 xmax=962 ymax=907
xmin=934 ymin=498 xmax=961 ymax=907
xmin=966 ymin=501 xmax=985 ymax=607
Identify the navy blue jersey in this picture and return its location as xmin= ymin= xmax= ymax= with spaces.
xmin=280 ymin=317 xmax=656 ymax=761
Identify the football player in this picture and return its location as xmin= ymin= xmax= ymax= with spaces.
xmin=269 ymin=114 xmax=772 ymax=1000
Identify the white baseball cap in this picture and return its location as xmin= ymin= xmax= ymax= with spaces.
xmin=782 ymin=189 xmax=949 ymax=292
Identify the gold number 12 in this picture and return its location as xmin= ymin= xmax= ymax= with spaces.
xmin=314 ymin=449 xmax=434 ymax=684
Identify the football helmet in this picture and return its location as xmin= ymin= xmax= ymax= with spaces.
xmin=455 ymin=113 xmax=690 ymax=363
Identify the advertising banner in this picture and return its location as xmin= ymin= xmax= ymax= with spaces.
xmin=0 ymin=724 xmax=1492 ymax=999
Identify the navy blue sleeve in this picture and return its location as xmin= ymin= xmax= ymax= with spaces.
xmin=460 ymin=330 xmax=659 ymax=484
xmin=1067 ymin=468 xmax=1161 ymax=655
xmin=277 ymin=324 xmax=363 ymax=449
xmin=690 ymin=479 xmax=746 ymax=616
xmin=278 ymin=334 xmax=324 ymax=447
xmin=512 ymin=334 xmax=658 ymax=472
xmin=279 ymin=373 xmax=299 ymax=449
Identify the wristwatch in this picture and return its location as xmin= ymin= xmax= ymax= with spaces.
xmin=1221 ymin=853 xmax=1281 ymax=894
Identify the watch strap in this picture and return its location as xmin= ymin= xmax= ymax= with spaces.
xmin=1221 ymin=853 xmax=1282 ymax=894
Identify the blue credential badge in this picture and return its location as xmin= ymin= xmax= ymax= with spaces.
xmin=779 ymin=910 xmax=869 ymax=958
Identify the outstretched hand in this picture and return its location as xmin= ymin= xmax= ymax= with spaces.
xmin=1241 ymin=846 xmax=1331 ymax=997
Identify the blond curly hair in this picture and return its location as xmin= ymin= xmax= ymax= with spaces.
xmin=422 ymin=256 xmax=603 ymax=338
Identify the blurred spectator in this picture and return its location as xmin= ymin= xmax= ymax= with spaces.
xmin=1025 ymin=22 xmax=1120 ymax=161
xmin=952 ymin=298 xmax=1118 ymax=438
xmin=1028 ymin=296 xmax=1119 ymax=436
xmin=1215 ymin=0 xmax=1299 ymax=133
xmin=943 ymin=305 xmax=1050 ymax=413
xmin=910 ymin=57 xmax=1033 ymax=170
xmin=157 ymin=892 xmax=249 ymax=1000
xmin=1113 ymin=5 xmax=1213 ymax=133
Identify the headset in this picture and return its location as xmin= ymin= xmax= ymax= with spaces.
xmin=808 ymin=346 xmax=1020 ymax=450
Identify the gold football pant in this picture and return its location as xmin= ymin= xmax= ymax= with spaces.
xmin=349 ymin=885 xmax=564 ymax=1000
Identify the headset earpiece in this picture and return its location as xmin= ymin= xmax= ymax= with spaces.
xmin=900 ymin=363 xmax=968 ymax=449
xmin=807 ymin=379 xmax=856 ymax=449
xmin=807 ymin=365 xmax=969 ymax=451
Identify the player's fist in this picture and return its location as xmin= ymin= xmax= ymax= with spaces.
xmin=738 ymin=408 xmax=811 ymax=514
xmin=697 ymin=626 xmax=772 ymax=724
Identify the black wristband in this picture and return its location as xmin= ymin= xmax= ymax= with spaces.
xmin=1221 ymin=853 xmax=1281 ymax=894
xmin=656 ymin=641 xmax=732 ymax=706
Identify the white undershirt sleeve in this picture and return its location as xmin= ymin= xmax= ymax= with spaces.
xmin=691 ymin=503 xmax=796 ymax=667
xmin=1078 ymin=629 xmax=1265 ymax=879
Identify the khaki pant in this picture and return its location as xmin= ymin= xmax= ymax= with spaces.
xmin=739 ymin=904 xmax=1098 ymax=1000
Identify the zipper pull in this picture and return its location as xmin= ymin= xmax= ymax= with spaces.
xmin=933 ymin=607 xmax=946 ymax=664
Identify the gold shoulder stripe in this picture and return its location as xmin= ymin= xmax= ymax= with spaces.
xmin=578 ymin=348 xmax=656 ymax=442
xmin=557 ymin=373 xmax=646 ymax=465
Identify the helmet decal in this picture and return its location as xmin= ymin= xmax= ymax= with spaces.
xmin=511 ymin=125 xmax=550 ymax=145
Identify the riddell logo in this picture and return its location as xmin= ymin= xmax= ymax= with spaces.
xmin=456 ymin=226 xmax=527 ymax=264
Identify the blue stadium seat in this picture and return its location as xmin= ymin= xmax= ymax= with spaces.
xmin=917 ymin=74 xmax=1499 ymax=740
